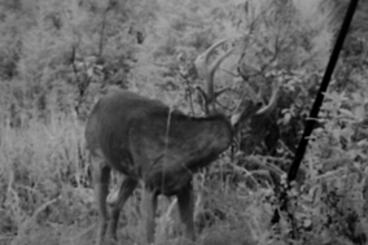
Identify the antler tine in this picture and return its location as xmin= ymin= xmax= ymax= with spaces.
xmin=195 ymin=38 xmax=230 ymax=77
xmin=237 ymin=66 xmax=265 ymax=104
xmin=230 ymin=80 xmax=280 ymax=126
xmin=194 ymin=38 xmax=234 ymax=114
xmin=230 ymin=85 xmax=262 ymax=126
xmin=243 ymin=83 xmax=263 ymax=104
xmin=230 ymin=89 xmax=248 ymax=126
xmin=255 ymin=80 xmax=281 ymax=115
xmin=207 ymin=48 xmax=234 ymax=86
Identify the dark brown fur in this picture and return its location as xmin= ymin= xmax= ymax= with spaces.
xmin=85 ymin=90 xmax=233 ymax=244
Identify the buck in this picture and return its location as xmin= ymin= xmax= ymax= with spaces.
xmin=85 ymin=38 xmax=280 ymax=244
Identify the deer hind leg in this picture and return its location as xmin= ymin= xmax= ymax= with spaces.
xmin=93 ymin=163 xmax=111 ymax=245
xmin=177 ymin=183 xmax=195 ymax=241
xmin=107 ymin=176 xmax=138 ymax=241
xmin=142 ymin=187 xmax=158 ymax=244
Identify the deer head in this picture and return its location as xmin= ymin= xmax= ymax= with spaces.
xmin=85 ymin=37 xmax=280 ymax=245
xmin=194 ymin=38 xmax=280 ymax=126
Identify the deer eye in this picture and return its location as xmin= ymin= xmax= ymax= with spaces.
xmin=255 ymin=102 xmax=263 ymax=110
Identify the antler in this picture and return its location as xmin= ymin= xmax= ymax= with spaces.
xmin=255 ymin=79 xmax=280 ymax=115
xmin=194 ymin=37 xmax=280 ymax=122
xmin=230 ymin=79 xmax=281 ymax=126
xmin=195 ymin=38 xmax=234 ymax=115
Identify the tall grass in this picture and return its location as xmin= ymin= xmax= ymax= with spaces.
xmin=0 ymin=112 xmax=97 ymax=245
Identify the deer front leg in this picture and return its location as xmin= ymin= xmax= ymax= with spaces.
xmin=107 ymin=176 xmax=138 ymax=241
xmin=142 ymin=187 xmax=158 ymax=244
xmin=177 ymin=183 xmax=195 ymax=241
xmin=93 ymin=164 xmax=111 ymax=245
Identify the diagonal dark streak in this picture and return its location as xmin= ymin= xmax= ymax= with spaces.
xmin=287 ymin=0 xmax=359 ymax=183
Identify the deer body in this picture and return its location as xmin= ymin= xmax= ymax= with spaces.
xmin=85 ymin=90 xmax=233 ymax=244
xmin=85 ymin=38 xmax=279 ymax=244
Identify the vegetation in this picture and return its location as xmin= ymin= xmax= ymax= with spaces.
xmin=0 ymin=0 xmax=367 ymax=244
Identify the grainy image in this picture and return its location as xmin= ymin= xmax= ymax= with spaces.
xmin=0 ymin=0 xmax=367 ymax=245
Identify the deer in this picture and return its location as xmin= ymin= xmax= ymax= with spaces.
xmin=85 ymin=37 xmax=280 ymax=245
